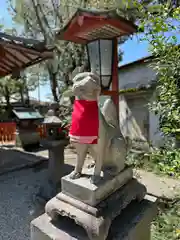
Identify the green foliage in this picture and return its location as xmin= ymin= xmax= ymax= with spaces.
xmin=0 ymin=76 xmax=23 ymax=118
xmin=137 ymin=4 xmax=180 ymax=138
xmin=0 ymin=73 xmax=40 ymax=106
xmin=125 ymin=2 xmax=180 ymax=177
xmin=0 ymin=76 xmax=20 ymax=102
xmin=146 ymin=144 xmax=180 ymax=178
xmin=152 ymin=45 xmax=180 ymax=138
xmin=144 ymin=137 xmax=180 ymax=177
xmin=152 ymin=201 xmax=180 ymax=240
xmin=126 ymin=141 xmax=180 ymax=178
xmin=126 ymin=150 xmax=147 ymax=168
xmin=119 ymin=84 xmax=155 ymax=94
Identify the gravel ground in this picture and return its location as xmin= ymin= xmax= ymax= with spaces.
xmin=0 ymin=148 xmax=90 ymax=240
xmin=0 ymin=167 xmax=47 ymax=240
xmin=0 ymin=148 xmax=47 ymax=175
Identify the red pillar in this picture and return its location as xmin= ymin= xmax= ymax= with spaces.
xmin=111 ymin=38 xmax=119 ymax=123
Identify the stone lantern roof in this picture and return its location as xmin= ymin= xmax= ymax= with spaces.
xmin=43 ymin=109 xmax=62 ymax=125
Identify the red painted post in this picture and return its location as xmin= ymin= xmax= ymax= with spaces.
xmin=111 ymin=38 xmax=119 ymax=123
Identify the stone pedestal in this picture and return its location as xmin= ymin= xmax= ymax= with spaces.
xmin=37 ymin=139 xmax=69 ymax=200
xmin=31 ymin=163 xmax=158 ymax=240
xmin=45 ymin=178 xmax=146 ymax=239
xmin=31 ymin=195 xmax=157 ymax=240
xmin=61 ymin=167 xmax=133 ymax=206
xmin=42 ymin=167 xmax=147 ymax=239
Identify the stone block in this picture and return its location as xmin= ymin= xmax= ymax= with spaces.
xmin=31 ymin=195 xmax=157 ymax=240
xmin=61 ymin=167 xmax=133 ymax=206
xmin=45 ymin=179 xmax=146 ymax=240
xmin=109 ymin=195 xmax=158 ymax=240
xmin=31 ymin=213 xmax=88 ymax=240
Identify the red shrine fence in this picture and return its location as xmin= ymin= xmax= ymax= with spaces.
xmin=0 ymin=122 xmax=47 ymax=146
xmin=0 ymin=122 xmax=16 ymax=145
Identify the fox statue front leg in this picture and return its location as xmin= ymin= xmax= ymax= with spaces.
xmin=70 ymin=142 xmax=89 ymax=179
xmin=70 ymin=142 xmax=103 ymax=184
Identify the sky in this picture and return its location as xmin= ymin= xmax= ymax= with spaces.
xmin=0 ymin=1 xmax=13 ymax=27
xmin=0 ymin=0 xmax=179 ymax=101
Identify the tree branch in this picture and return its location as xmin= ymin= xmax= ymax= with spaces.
xmin=50 ymin=0 xmax=63 ymax=24
xmin=31 ymin=0 xmax=48 ymax=43
xmin=36 ymin=0 xmax=54 ymax=39
xmin=8 ymin=0 xmax=17 ymax=14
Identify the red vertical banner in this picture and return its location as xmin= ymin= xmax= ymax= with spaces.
xmin=111 ymin=38 xmax=119 ymax=123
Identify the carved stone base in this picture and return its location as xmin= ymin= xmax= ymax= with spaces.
xmin=45 ymin=179 xmax=146 ymax=240
xmin=61 ymin=167 xmax=133 ymax=206
xmin=31 ymin=195 xmax=157 ymax=240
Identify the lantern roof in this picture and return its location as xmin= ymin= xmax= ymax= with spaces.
xmin=43 ymin=108 xmax=62 ymax=125
xmin=56 ymin=8 xmax=137 ymax=44
xmin=12 ymin=107 xmax=43 ymax=120
xmin=0 ymin=32 xmax=53 ymax=78
xmin=43 ymin=116 xmax=62 ymax=125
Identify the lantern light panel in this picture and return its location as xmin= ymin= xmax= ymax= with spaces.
xmin=87 ymin=39 xmax=113 ymax=89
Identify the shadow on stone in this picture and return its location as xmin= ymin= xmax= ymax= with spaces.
xmin=52 ymin=215 xmax=88 ymax=240
xmin=36 ymin=163 xmax=74 ymax=202
xmin=22 ymin=144 xmax=44 ymax=152
xmin=107 ymin=198 xmax=156 ymax=239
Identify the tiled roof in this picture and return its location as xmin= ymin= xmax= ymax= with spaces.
xmin=119 ymin=55 xmax=154 ymax=70
xmin=0 ymin=32 xmax=53 ymax=78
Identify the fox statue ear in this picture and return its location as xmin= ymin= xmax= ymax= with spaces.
xmin=101 ymin=99 xmax=119 ymax=128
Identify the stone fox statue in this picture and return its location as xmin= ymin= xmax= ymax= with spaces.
xmin=69 ymin=72 xmax=127 ymax=183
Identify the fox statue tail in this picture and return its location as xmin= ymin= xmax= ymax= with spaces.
xmin=101 ymin=99 xmax=132 ymax=150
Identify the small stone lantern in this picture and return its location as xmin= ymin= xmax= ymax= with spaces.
xmin=39 ymin=108 xmax=69 ymax=200
xmin=43 ymin=109 xmax=65 ymax=141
